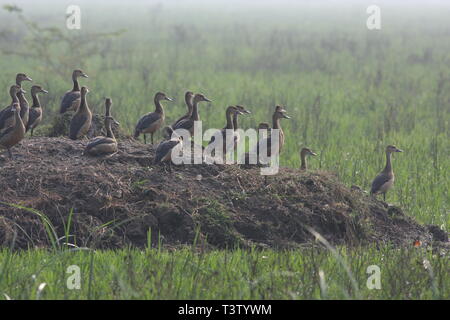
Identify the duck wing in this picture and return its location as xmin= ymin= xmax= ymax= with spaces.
xmin=370 ymin=173 xmax=391 ymax=194
xmin=86 ymin=137 xmax=115 ymax=151
xmin=154 ymin=140 xmax=179 ymax=164
xmin=136 ymin=112 xmax=161 ymax=132
xmin=60 ymin=90 xmax=81 ymax=114
xmin=26 ymin=108 xmax=42 ymax=131
xmin=172 ymin=118 xmax=193 ymax=131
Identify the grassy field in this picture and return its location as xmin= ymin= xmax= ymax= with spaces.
xmin=0 ymin=0 xmax=448 ymax=299
xmin=0 ymin=246 xmax=448 ymax=299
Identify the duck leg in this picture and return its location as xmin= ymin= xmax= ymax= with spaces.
xmin=383 ymin=193 xmax=386 ymax=201
xmin=30 ymin=128 xmax=34 ymax=137
xmin=7 ymin=148 xmax=13 ymax=159
xmin=143 ymin=134 xmax=147 ymax=144
xmin=151 ymin=133 xmax=154 ymax=145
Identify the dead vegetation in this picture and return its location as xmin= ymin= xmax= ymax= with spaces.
xmin=0 ymin=137 xmax=447 ymax=250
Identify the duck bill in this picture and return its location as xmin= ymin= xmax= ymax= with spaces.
xmin=41 ymin=89 xmax=49 ymax=94
xmin=204 ymin=97 xmax=212 ymax=102
xmin=165 ymin=97 xmax=173 ymax=102
xmin=25 ymin=76 xmax=33 ymax=82
xmin=396 ymin=149 xmax=403 ymax=152
xmin=81 ymin=74 xmax=89 ymax=78
xmin=310 ymin=152 xmax=317 ymax=156
xmin=283 ymin=114 xmax=291 ymax=119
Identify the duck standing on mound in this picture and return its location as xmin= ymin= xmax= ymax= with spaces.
xmin=208 ymin=106 xmax=242 ymax=158
xmin=26 ymin=85 xmax=48 ymax=136
xmin=0 ymin=103 xmax=25 ymax=159
xmin=60 ymin=69 xmax=88 ymax=114
xmin=134 ymin=92 xmax=173 ymax=144
xmin=15 ymin=73 xmax=33 ymax=128
xmin=172 ymin=91 xmax=194 ymax=128
xmin=299 ymin=147 xmax=317 ymax=170
xmin=172 ymin=93 xmax=211 ymax=137
xmin=0 ymin=85 xmax=26 ymax=131
xmin=154 ymin=136 xmax=183 ymax=172
xmin=69 ymin=86 xmax=92 ymax=140
xmin=370 ymin=145 xmax=403 ymax=201
xmin=250 ymin=106 xmax=291 ymax=162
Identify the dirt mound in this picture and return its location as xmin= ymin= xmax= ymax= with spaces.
xmin=0 ymin=137 xmax=447 ymax=250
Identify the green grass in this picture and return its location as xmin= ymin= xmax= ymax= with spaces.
xmin=0 ymin=246 xmax=448 ymax=300
xmin=0 ymin=1 xmax=448 ymax=300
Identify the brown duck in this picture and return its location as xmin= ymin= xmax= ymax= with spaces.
xmin=0 ymin=103 xmax=25 ymax=159
xmin=299 ymin=147 xmax=317 ymax=170
xmin=85 ymin=116 xmax=118 ymax=156
xmin=208 ymin=106 xmax=243 ymax=157
xmin=69 ymin=86 xmax=92 ymax=140
xmin=60 ymin=69 xmax=88 ymax=114
xmin=172 ymin=93 xmax=211 ymax=136
xmin=134 ymin=92 xmax=173 ymax=144
xmin=370 ymin=145 xmax=403 ymax=201
xmin=0 ymin=85 xmax=26 ymax=131
xmin=26 ymin=85 xmax=48 ymax=136
xmin=15 ymin=73 xmax=33 ymax=127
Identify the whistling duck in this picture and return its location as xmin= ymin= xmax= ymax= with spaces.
xmin=172 ymin=93 xmax=211 ymax=136
xmin=60 ymin=69 xmax=88 ymax=114
xmin=370 ymin=145 xmax=403 ymax=201
xmin=0 ymin=103 xmax=25 ymax=159
xmin=69 ymin=86 xmax=92 ymax=140
xmin=0 ymin=85 xmax=25 ymax=131
xmin=153 ymin=136 xmax=183 ymax=165
xmin=173 ymin=91 xmax=194 ymax=127
xmin=163 ymin=91 xmax=194 ymax=139
xmin=26 ymin=85 xmax=48 ymax=136
xmin=15 ymin=73 xmax=33 ymax=127
xmin=208 ymin=106 xmax=242 ymax=157
xmin=299 ymin=147 xmax=317 ymax=170
xmin=252 ymin=106 xmax=291 ymax=159
xmin=85 ymin=116 xmax=118 ymax=156
xmin=233 ymin=105 xmax=251 ymax=148
xmin=134 ymin=92 xmax=172 ymax=144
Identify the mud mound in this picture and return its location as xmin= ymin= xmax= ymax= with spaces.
xmin=0 ymin=137 xmax=447 ymax=250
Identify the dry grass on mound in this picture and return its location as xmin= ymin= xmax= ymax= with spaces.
xmin=0 ymin=137 xmax=447 ymax=250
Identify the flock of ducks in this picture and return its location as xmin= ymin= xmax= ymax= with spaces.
xmin=0 ymin=70 xmax=403 ymax=201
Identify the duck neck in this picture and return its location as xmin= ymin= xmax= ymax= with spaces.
xmin=106 ymin=121 xmax=115 ymax=139
xmin=185 ymin=97 xmax=193 ymax=117
xmin=154 ymin=97 xmax=164 ymax=114
xmin=14 ymin=109 xmax=24 ymax=129
xmin=384 ymin=151 xmax=393 ymax=173
xmin=17 ymin=91 xmax=28 ymax=107
xmin=225 ymin=110 xmax=234 ymax=130
xmin=300 ymin=153 xmax=307 ymax=170
xmin=273 ymin=115 xmax=282 ymax=130
xmin=79 ymin=92 xmax=88 ymax=112
xmin=72 ymin=75 xmax=80 ymax=91
xmin=233 ymin=113 xmax=239 ymax=131
xmin=31 ymin=91 xmax=41 ymax=108
xmin=11 ymin=91 xmax=19 ymax=105
xmin=191 ymin=100 xmax=200 ymax=121
xmin=105 ymin=104 xmax=111 ymax=117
